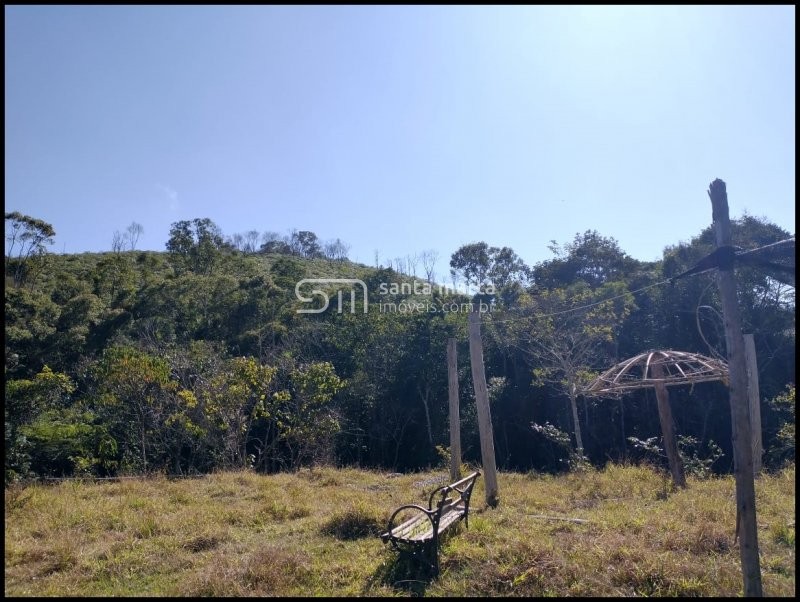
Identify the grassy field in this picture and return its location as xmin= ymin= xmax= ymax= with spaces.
xmin=4 ymin=463 xmax=795 ymax=597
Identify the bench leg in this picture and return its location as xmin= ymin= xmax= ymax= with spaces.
xmin=428 ymin=539 xmax=439 ymax=576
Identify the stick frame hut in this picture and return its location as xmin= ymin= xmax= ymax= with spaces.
xmin=583 ymin=350 xmax=729 ymax=488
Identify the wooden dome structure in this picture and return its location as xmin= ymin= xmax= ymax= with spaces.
xmin=583 ymin=350 xmax=729 ymax=397
xmin=582 ymin=350 xmax=729 ymax=488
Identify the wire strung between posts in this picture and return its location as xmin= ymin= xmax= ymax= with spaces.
xmin=695 ymin=277 xmax=727 ymax=362
xmin=482 ymin=279 xmax=672 ymax=371
xmin=485 ymin=279 xmax=672 ymax=325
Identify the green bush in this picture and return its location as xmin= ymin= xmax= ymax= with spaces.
xmin=320 ymin=503 xmax=385 ymax=540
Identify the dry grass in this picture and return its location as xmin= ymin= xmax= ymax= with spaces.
xmin=4 ymin=464 xmax=795 ymax=596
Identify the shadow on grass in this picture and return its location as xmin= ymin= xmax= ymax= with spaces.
xmin=365 ymin=549 xmax=437 ymax=597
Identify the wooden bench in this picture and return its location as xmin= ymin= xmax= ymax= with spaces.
xmin=380 ymin=471 xmax=480 ymax=574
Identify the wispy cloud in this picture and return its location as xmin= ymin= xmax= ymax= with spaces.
xmin=156 ymin=183 xmax=179 ymax=210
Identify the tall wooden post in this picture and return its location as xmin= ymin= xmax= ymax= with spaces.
xmin=447 ymin=338 xmax=462 ymax=482
xmin=651 ymin=363 xmax=686 ymax=488
xmin=468 ymin=310 xmax=499 ymax=507
xmin=708 ymin=179 xmax=762 ymax=596
xmin=744 ymin=334 xmax=763 ymax=475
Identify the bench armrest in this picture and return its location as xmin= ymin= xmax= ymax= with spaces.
xmin=382 ymin=504 xmax=435 ymax=542
xmin=427 ymin=471 xmax=481 ymax=509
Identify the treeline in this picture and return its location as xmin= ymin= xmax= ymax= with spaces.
xmin=4 ymin=212 xmax=795 ymax=482
xmin=167 ymin=219 xmax=353 ymax=265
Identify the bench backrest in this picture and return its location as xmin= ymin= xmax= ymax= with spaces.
xmin=428 ymin=471 xmax=480 ymax=534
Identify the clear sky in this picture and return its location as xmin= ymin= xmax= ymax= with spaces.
xmin=5 ymin=5 xmax=795 ymax=279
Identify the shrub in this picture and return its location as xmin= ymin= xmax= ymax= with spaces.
xmin=320 ymin=503 xmax=386 ymax=540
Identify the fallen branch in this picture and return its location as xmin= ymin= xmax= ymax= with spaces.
xmin=527 ymin=514 xmax=593 ymax=524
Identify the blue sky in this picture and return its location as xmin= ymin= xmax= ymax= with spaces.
xmin=5 ymin=5 xmax=795 ymax=280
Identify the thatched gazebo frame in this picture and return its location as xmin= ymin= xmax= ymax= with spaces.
xmin=583 ymin=350 xmax=729 ymax=487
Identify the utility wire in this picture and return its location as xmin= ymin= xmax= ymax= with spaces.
xmin=485 ymin=279 xmax=672 ymax=325
xmin=695 ymin=278 xmax=727 ymax=362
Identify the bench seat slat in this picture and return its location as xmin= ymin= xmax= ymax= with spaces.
xmin=436 ymin=508 xmax=464 ymax=532
xmin=392 ymin=516 xmax=431 ymax=540
xmin=389 ymin=507 xmax=466 ymax=543
xmin=392 ymin=513 xmax=428 ymax=533
xmin=391 ymin=518 xmax=433 ymax=542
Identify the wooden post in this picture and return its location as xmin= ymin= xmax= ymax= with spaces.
xmin=744 ymin=334 xmax=763 ymax=475
xmin=708 ymin=179 xmax=762 ymax=596
xmin=651 ymin=363 xmax=686 ymax=488
xmin=468 ymin=310 xmax=499 ymax=507
xmin=447 ymin=338 xmax=462 ymax=482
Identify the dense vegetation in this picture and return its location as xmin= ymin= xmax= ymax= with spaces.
xmin=4 ymin=212 xmax=795 ymax=481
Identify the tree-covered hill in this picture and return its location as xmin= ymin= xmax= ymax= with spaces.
xmin=4 ymin=213 xmax=795 ymax=481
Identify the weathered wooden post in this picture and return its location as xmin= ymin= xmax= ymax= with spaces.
xmin=468 ymin=310 xmax=499 ymax=507
xmin=447 ymin=338 xmax=462 ymax=482
xmin=744 ymin=334 xmax=763 ymax=475
xmin=651 ymin=362 xmax=686 ymax=488
xmin=708 ymin=179 xmax=762 ymax=596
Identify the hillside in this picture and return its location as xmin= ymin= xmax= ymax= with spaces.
xmin=5 ymin=215 xmax=795 ymax=482
xmin=4 ymin=463 xmax=795 ymax=596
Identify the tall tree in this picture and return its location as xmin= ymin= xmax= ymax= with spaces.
xmin=166 ymin=218 xmax=225 ymax=275
xmin=513 ymin=282 xmax=635 ymax=456
xmin=5 ymin=212 xmax=56 ymax=288
xmin=420 ymin=249 xmax=439 ymax=282
xmin=291 ymin=230 xmax=322 ymax=258
xmin=5 ymin=366 xmax=76 ymax=481
xmin=450 ymin=242 xmax=491 ymax=291
xmin=533 ymin=230 xmax=638 ymax=289
xmin=451 ymin=242 xmax=529 ymax=292
xmin=126 ymin=222 xmax=144 ymax=250
xmin=92 ymin=346 xmax=176 ymax=471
